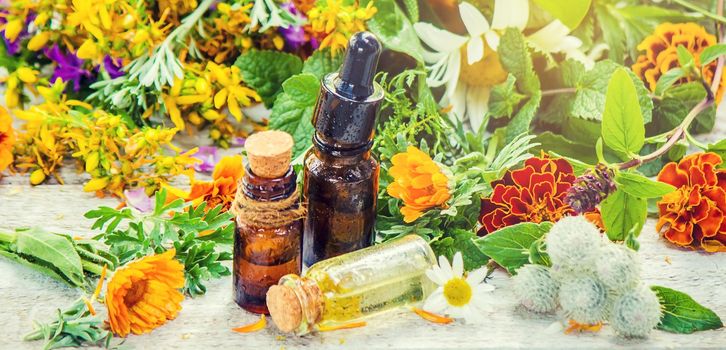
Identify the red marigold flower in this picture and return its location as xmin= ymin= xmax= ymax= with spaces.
xmin=656 ymin=152 xmax=726 ymax=252
xmin=478 ymin=156 xmax=582 ymax=236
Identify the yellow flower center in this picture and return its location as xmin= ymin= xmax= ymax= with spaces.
xmin=459 ymin=40 xmax=508 ymax=88
xmin=443 ymin=277 xmax=472 ymax=307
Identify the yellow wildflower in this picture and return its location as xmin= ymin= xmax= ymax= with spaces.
xmin=27 ymin=32 xmax=51 ymax=51
xmin=76 ymin=38 xmax=99 ymax=60
xmin=308 ymin=0 xmax=377 ymax=55
xmin=3 ymin=18 xmax=23 ymax=41
xmin=206 ymin=62 xmax=261 ymax=121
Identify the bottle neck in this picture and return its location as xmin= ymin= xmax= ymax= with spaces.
xmin=313 ymin=133 xmax=372 ymax=163
xmin=242 ymin=165 xmax=297 ymax=202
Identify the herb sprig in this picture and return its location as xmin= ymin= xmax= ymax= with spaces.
xmin=85 ymin=189 xmax=234 ymax=297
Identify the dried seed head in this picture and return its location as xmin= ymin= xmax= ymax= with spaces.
xmin=512 ymin=264 xmax=560 ymax=313
xmin=609 ymin=284 xmax=662 ymax=338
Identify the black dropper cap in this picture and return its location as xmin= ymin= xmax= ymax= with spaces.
xmin=312 ymin=32 xmax=384 ymax=151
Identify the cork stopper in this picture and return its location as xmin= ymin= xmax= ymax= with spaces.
xmin=266 ymin=280 xmax=323 ymax=333
xmin=245 ymin=130 xmax=294 ymax=178
xmin=266 ymin=285 xmax=303 ymax=333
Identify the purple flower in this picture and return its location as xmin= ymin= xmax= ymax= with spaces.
xmin=103 ymin=55 xmax=125 ymax=78
xmin=231 ymin=137 xmax=246 ymax=147
xmin=44 ymin=44 xmax=93 ymax=91
xmin=565 ymin=163 xmax=617 ymax=214
xmin=124 ymin=188 xmax=154 ymax=213
xmin=193 ymin=146 xmax=221 ymax=173
xmin=279 ymin=2 xmax=308 ymax=51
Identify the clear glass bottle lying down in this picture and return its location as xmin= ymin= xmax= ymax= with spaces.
xmin=266 ymin=235 xmax=437 ymax=334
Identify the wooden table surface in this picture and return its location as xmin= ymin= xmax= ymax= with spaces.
xmin=1 ymin=118 xmax=725 ymax=349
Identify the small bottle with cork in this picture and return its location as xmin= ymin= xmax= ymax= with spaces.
xmin=266 ymin=235 xmax=437 ymax=334
xmin=231 ymin=130 xmax=306 ymax=314
xmin=303 ymin=31 xmax=384 ymax=267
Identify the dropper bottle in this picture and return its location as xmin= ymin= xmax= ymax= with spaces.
xmin=302 ymin=32 xmax=384 ymax=266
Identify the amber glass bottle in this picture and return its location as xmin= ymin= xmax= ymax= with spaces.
xmin=233 ymin=131 xmax=304 ymax=314
xmin=303 ymin=32 xmax=384 ymax=266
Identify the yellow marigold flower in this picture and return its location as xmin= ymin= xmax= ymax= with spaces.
xmin=308 ymin=0 xmax=377 ymax=55
xmin=27 ymin=32 xmax=51 ymax=51
xmin=0 ymin=107 xmax=15 ymax=172
xmin=632 ymin=22 xmax=726 ymax=103
xmin=386 ymin=146 xmax=451 ymax=223
xmin=106 ymin=249 xmax=185 ymax=337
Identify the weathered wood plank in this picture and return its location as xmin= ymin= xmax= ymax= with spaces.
xmin=0 ymin=185 xmax=724 ymax=349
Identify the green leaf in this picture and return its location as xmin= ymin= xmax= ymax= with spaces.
xmin=269 ymin=73 xmax=320 ymax=159
xmin=234 ymin=50 xmax=303 ymax=107
xmin=506 ymin=92 xmax=542 ymax=142
xmin=431 ymin=230 xmax=489 ymax=271
xmin=302 ymin=49 xmax=343 ymax=80
xmin=499 ymin=29 xmax=540 ymax=96
xmin=615 ymin=172 xmax=676 ymax=199
xmin=652 ymin=286 xmax=723 ymax=334
xmin=488 ymin=74 xmax=525 ymax=119
xmin=474 ymin=222 xmax=553 ymax=274
xmin=601 ymin=68 xmax=645 ymax=155
xmin=676 ymin=45 xmax=695 ymax=68
xmin=655 ymin=68 xmax=685 ymax=96
xmin=15 ymin=228 xmax=86 ymax=287
xmin=364 ymin=0 xmax=424 ymax=63
xmin=569 ymin=60 xmax=652 ymax=123
xmin=595 ymin=5 xmax=626 ymax=63
xmin=600 ymin=189 xmax=647 ymax=241
xmin=532 ymin=131 xmax=598 ymax=165
xmin=707 ymin=139 xmax=726 ymax=159
xmin=700 ymin=43 xmax=726 ymax=65
xmin=533 ymin=0 xmax=591 ymax=29
xmin=653 ymin=82 xmax=715 ymax=134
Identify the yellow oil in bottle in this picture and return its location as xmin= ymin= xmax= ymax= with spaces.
xmin=267 ymin=235 xmax=437 ymax=334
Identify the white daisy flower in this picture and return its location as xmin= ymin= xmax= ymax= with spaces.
xmin=423 ymin=252 xmax=495 ymax=323
xmin=414 ymin=1 xmax=587 ymax=130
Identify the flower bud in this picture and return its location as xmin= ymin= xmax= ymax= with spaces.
xmin=609 ymin=285 xmax=661 ymax=338
xmin=30 ymin=169 xmax=46 ymax=185
xmin=565 ymin=163 xmax=616 ymax=214
xmin=559 ymin=273 xmax=609 ymax=324
xmin=27 ymin=32 xmax=51 ymax=51
xmin=512 ymin=264 xmax=559 ymax=313
xmin=545 ymin=216 xmax=603 ymax=272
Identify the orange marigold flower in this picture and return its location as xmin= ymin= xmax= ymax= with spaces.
xmin=478 ymin=156 xmax=593 ymax=236
xmin=0 ymin=106 xmax=15 ymax=172
xmin=169 ymin=155 xmax=244 ymax=212
xmin=106 ymin=249 xmax=185 ymax=337
xmin=656 ymin=152 xmax=726 ymax=252
xmin=632 ymin=22 xmax=726 ymax=103
xmin=387 ymin=146 xmax=451 ymax=223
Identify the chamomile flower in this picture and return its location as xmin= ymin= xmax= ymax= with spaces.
xmin=423 ymin=252 xmax=494 ymax=323
xmin=414 ymin=1 xmax=585 ymax=130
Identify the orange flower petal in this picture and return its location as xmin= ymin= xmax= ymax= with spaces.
xmin=412 ymin=307 xmax=454 ymax=324
xmin=232 ymin=315 xmax=266 ymax=333
xmin=318 ymin=321 xmax=367 ymax=332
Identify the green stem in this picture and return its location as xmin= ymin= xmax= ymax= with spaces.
xmin=23 ymin=328 xmax=43 ymax=341
xmin=540 ymin=87 xmax=577 ymax=96
xmin=0 ymin=230 xmax=18 ymax=244
xmin=81 ymin=260 xmax=105 ymax=276
xmin=670 ymin=0 xmax=726 ymax=23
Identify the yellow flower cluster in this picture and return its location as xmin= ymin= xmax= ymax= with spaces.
xmin=2 ymin=67 xmax=39 ymax=109
xmin=308 ymin=0 xmax=377 ymax=55
xmin=200 ymin=2 xmax=255 ymax=63
xmin=162 ymin=62 xmax=262 ymax=145
xmin=12 ymin=79 xmax=197 ymax=196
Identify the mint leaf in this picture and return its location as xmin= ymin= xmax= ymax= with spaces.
xmin=533 ymin=131 xmax=598 ymax=165
xmin=234 ymin=50 xmax=303 ymax=107
xmin=707 ymin=139 xmax=726 ymax=159
xmin=653 ymin=82 xmax=715 ymax=134
xmin=615 ymin=172 xmax=676 ymax=199
xmin=498 ymin=28 xmax=541 ymax=142
xmin=431 ymin=229 xmax=489 ymax=271
xmin=602 ymin=68 xmax=645 ymax=156
xmin=302 ymin=49 xmax=343 ymax=80
xmin=364 ymin=0 xmax=424 ymax=63
xmin=474 ymin=222 xmax=553 ymax=274
xmin=570 ymin=60 xmax=652 ymax=123
xmin=652 ymin=286 xmax=723 ymax=334
xmin=269 ymin=73 xmax=320 ymax=159
xmin=700 ymin=43 xmax=726 ymax=65
xmin=676 ymin=45 xmax=695 ymax=68
xmin=654 ymin=68 xmax=686 ymax=96
xmin=600 ymin=188 xmax=647 ymax=241
xmin=489 ymin=74 xmax=525 ymax=119
xmin=533 ymin=0 xmax=591 ymax=29
xmin=499 ymin=28 xmax=540 ymax=96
